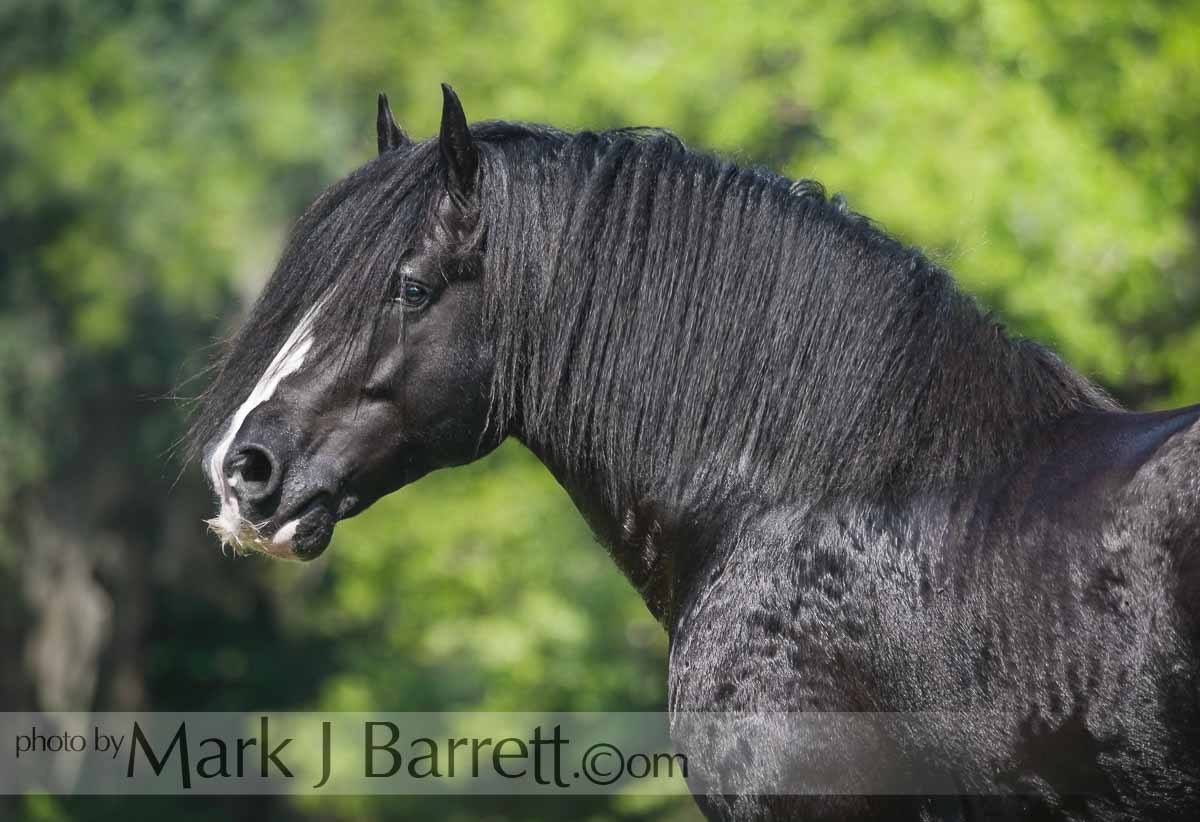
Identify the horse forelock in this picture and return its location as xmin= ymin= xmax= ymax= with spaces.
xmin=186 ymin=141 xmax=441 ymax=464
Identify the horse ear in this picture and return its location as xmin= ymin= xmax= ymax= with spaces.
xmin=376 ymin=93 xmax=410 ymax=155
xmin=438 ymin=83 xmax=478 ymax=205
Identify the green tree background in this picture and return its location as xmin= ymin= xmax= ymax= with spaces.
xmin=1 ymin=1 xmax=1197 ymax=820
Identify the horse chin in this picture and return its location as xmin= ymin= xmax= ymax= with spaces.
xmin=267 ymin=501 xmax=336 ymax=561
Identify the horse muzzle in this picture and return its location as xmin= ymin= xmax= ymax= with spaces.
xmin=208 ymin=425 xmax=341 ymax=561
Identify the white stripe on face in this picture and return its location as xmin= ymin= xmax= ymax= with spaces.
xmin=206 ymin=303 xmax=322 ymax=553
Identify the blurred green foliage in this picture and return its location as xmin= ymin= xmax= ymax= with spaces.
xmin=1 ymin=1 xmax=1198 ymax=820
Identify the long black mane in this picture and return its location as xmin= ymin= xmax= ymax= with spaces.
xmin=191 ymin=121 xmax=1114 ymax=517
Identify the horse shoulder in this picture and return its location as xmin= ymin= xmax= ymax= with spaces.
xmin=667 ymin=500 xmax=915 ymax=713
xmin=665 ymin=501 xmax=1013 ymax=820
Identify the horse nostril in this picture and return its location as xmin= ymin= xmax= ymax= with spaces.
xmin=225 ymin=445 xmax=279 ymax=503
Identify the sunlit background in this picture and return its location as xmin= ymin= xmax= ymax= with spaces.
xmin=2 ymin=1 xmax=1198 ymax=819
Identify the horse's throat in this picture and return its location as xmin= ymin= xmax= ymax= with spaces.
xmin=613 ymin=499 xmax=674 ymax=625
xmin=522 ymin=439 xmax=678 ymax=624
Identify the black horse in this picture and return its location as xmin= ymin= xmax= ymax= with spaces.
xmin=190 ymin=85 xmax=1200 ymax=819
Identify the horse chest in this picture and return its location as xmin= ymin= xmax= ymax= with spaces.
xmin=668 ymin=502 xmax=944 ymax=713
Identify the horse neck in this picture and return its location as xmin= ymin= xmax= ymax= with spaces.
xmin=494 ymin=149 xmax=1111 ymax=616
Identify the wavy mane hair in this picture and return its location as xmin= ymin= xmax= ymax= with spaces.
xmin=190 ymin=121 xmax=1114 ymax=516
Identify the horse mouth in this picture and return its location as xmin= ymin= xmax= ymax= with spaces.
xmin=265 ymin=495 xmax=337 ymax=560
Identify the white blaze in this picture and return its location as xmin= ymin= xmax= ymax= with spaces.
xmin=206 ymin=303 xmax=322 ymax=554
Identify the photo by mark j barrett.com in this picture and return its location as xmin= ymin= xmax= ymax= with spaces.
xmin=3 ymin=713 xmax=690 ymax=795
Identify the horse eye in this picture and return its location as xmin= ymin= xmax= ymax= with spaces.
xmin=395 ymin=281 xmax=431 ymax=308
